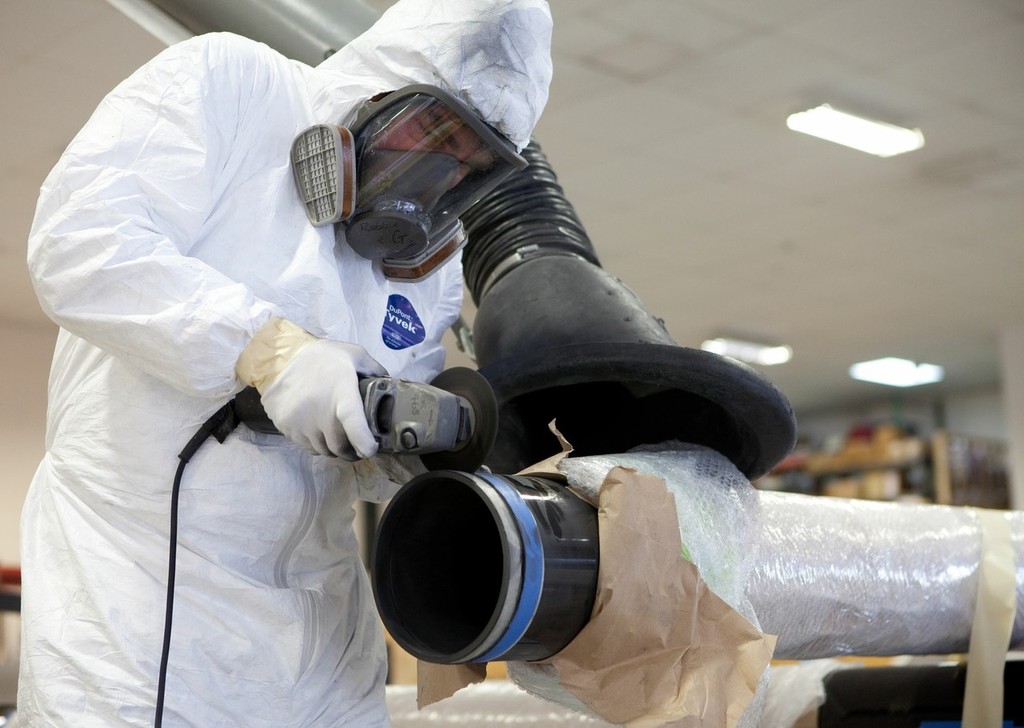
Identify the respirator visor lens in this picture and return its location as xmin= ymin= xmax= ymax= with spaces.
xmin=351 ymin=87 xmax=527 ymax=249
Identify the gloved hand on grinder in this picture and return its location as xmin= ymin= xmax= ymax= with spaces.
xmin=236 ymin=317 xmax=387 ymax=459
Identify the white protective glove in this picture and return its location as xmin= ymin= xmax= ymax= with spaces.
xmin=236 ymin=318 xmax=387 ymax=458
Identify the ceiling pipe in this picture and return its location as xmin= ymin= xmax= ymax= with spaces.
xmin=106 ymin=0 xmax=381 ymax=64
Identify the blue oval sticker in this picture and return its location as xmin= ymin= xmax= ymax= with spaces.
xmin=381 ymin=294 xmax=426 ymax=350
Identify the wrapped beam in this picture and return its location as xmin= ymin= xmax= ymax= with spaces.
xmin=555 ymin=445 xmax=1024 ymax=660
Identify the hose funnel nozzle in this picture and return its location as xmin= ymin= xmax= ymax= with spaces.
xmin=460 ymin=140 xmax=797 ymax=479
xmin=371 ymin=470 xmax=599 ymax=664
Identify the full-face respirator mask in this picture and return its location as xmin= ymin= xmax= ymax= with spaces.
xmin=291 ymin=85 xmax=527 ymax=281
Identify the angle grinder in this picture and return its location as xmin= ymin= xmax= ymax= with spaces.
xmin=231 ymin=366 xmax=498 ymax=471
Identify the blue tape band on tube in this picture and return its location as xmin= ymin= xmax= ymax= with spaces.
xmin=474 ymin=474 xmax=545 ymax=662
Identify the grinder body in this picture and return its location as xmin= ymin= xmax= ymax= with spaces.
xmin=232 ymin=366 xmax=497 ymax=471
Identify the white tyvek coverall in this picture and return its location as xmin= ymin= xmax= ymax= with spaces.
xmin=19 ymin=0 xmax=552 ymax=724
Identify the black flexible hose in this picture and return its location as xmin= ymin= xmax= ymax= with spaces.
xmin=461 ymin=139 xmax=600 ymax=306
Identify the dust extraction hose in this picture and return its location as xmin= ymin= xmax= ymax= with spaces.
xmin=461 ymin=139 xmax=600 ymax=305
xmin=455 ymin=139 xmax=798 ymax=479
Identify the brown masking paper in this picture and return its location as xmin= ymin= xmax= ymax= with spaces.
xmin=544 ymin=467 xmax=775 ymax=727
xmin=416 ymin=660 xmax=485 ymax=709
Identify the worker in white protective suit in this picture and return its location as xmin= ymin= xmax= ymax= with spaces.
xmin=19 ymin=0 xmax=552 ymax=724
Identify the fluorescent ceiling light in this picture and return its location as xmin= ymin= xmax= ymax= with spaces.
xmin=786 ymin=104 xmax=925 ymax=158
xmin=701 ymin=337 xmax=793 ymax=366
xmin=849 ymin=357 xmax=944 ymax=387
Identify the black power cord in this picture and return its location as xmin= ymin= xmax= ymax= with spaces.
xmin=154 ymin=402 xmax=238 ymax=728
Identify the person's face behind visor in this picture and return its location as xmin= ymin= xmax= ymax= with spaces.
xmin=372 ymin=99 xmax=499 ymax=186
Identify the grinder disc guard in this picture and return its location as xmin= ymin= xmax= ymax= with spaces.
xmin=420 ymin=367 xmax=499 ymax=472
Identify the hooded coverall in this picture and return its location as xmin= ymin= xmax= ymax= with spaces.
xmin=18 ymin=0 xmax=552 ymax=724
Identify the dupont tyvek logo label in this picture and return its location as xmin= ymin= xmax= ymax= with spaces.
xmin=381 ymin=294 xmax=426 ymax=350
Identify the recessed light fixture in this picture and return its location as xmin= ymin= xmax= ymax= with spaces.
xmin=849 ymin=357 xmax=944 ymax=387
xmin=701 ymin=337 xmax=793 ymax=366
xmin=786 ymin=104 xmax=925 ymax=158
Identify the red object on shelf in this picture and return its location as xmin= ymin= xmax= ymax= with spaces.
xmin=0 ymin=566 xmax=21 ymax=586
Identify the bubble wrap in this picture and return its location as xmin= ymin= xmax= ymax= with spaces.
xmin=556 ymin=443 xmax=762 ymax=625
xmin=544 ymin=443 xmax=1024 ymax=658
xmin=753 ymin=489 xmax=1024 ymax=658
xmin=388 ymin=680 xmax=612 ymax=725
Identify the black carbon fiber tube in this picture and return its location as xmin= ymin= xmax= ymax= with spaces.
xmin=371 ymin=470 xmax=599 ymax=664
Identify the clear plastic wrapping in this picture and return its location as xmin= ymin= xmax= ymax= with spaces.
xmin=551 ymin=444 xmax=1024 ymax=659
xmin=385 ymin=665 xmax=846 ymax=727
xmin=503 ymin=443 xmax=1022 ymax=725
xmin=556 ymin=444 xmax=762 ymax=625
xmin=388 ymin=680 xmax=612 ymax=725
xmin=752 ymin=489 xmax=1024 ymax=658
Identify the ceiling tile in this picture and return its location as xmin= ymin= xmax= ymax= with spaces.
xmin=782 ymin=0 xmax=1008 ymax=70
xmin=886 ymin=21 xmax=1024 ymax=124
xmin=591 ymin=0 xmax=752 ymax=52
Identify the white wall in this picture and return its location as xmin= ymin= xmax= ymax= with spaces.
xmin=945 ymin=389 xmax=1008 ymax=442
xmin=0 ymin=323 xmax=55 ymax=564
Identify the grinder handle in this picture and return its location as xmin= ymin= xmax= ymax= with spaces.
xmin=232 ymin=378 xmax=388 ymax=437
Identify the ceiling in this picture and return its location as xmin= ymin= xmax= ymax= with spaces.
xmin=3 ymin=0 xmax=1023 ymax=421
